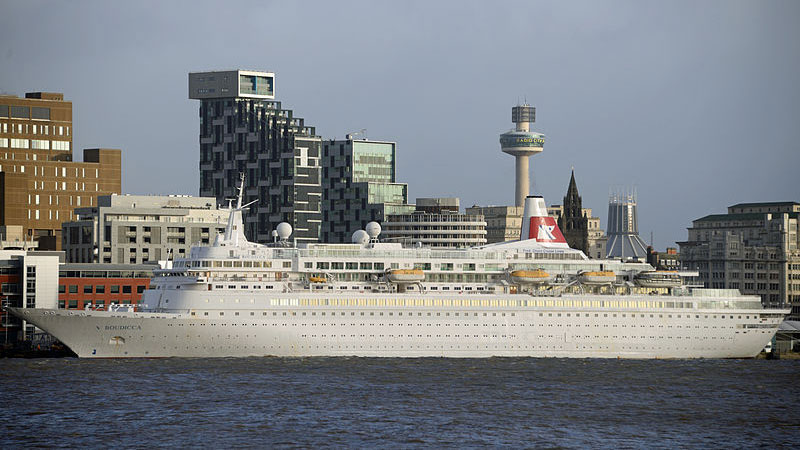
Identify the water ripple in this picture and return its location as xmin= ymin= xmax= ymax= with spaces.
xmin=0 ymin=358 xmax=798 ymax=448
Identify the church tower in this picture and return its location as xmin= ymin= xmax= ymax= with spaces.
xmin=558 ymin=170 xmax=589 ymax=253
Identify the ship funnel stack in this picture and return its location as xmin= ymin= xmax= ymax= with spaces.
xmin=500 ymin=104 xmax=545 ymax=207
xmin=520 ymin=195 xmax=569 ymax=248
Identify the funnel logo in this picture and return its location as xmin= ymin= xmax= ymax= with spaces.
xmin=538 ymin=224 xmax=557 ymax=241
xmin=528 ymin=217 xmax=567 ymax=243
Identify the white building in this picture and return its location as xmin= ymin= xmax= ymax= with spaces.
xmin=62 ymin=194 xmax=228 ymax=264
xmin=0 ymin=249 xmax=60 ymax=342
xmin=382 ymin=198 xmax=487 ymax=248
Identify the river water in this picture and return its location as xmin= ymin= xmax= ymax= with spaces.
xmin=1 ymin=357 xmax=797 ymax=448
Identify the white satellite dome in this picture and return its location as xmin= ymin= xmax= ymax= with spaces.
xmin=365 ymin=222 xmax=381 ymax=239
xmin=351 ymin=229 xmax=369 ymax=245
xmin=276 ymin=222 xmax=292 ymax=240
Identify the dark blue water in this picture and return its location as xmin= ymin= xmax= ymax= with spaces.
xmin=1 ymin=358 xmax=797 ymax=448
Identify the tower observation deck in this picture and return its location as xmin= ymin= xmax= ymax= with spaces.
xmin=499 ymin=105 xmax=545 ymax=207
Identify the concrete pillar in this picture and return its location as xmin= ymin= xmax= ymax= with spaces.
xmin=515 ymin=155 xmax=530 ymax=207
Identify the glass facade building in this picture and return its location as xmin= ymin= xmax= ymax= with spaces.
xmin=322 ymin=139 xmax=413 ymax=243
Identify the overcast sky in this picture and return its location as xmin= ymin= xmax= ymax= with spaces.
xmin=2 ymin=0 xmax=798 ymax=249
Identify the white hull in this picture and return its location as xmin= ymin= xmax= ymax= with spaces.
xmin=11 ymin=300 xmax=784 ymax=359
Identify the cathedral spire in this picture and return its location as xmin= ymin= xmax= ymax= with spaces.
xmin=567 ymin=169 xmax=579 ymax=200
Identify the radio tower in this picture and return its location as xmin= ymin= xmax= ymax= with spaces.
xmin=499 ymin=104 xmax=546 ymax=207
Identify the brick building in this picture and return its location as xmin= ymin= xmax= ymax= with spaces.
xmin=0 ymin=92 xmax=121 ymax=249
xmin=58 ymin=263 xmax=154 ymax=310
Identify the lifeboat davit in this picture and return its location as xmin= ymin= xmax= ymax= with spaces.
xmin=510 ymin=269 xmax=553 ymax=285
xmin=634 ymin=271 xmax=681 ymax=288
xmin=578 ymin=271 xmax=616 ymax=285
xmin=387 ymin=269 xmax=425 ymax=283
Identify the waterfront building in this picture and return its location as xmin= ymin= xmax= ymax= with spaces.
xmin=465 ymin=205 xmax=523 ymax=244
xmin=321 ymin=138 xmax=414 ymax=243
xmin=58 ymin=263 xmax=154 ymax=310
xmin=61 ymin=194 xmax=228 ymax=264
xmin=0 ymin=92 xmax=121 ymax=250
xmin=189 ymin=70 xmax=322 ymax=244
xmin=646 ymin=246 xmax=680 ymax=271
xmin=606 ymin=192 xmax=648 ymax=259
xmin=499 ymin=104 xmax=545 ymax=207
xmin=678 ymin=201 xmax=800 ymax=318
xmin=382 ymin=198 xmax=487 ymax=248
xmin=0 ymin=249 xmax=61 ymax=343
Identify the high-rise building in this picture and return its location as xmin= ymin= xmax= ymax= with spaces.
xmin=678 ymin=201 xmax=800 ymax=318
xmin=0 ymin=92 xmax=121 ymax=250
xmin=499 ymin=104 xmax=545 ymax=207
xmin=606 ymin=191 xmax=648 ymax=259
xmin=189 ymin=70 xmax=322 ymax=244
xmin=321 ymin=138 xmax=414 ymax=243
xmin=382 ymin=198 xmax=487 ymax=248
xmin=62 ymin=194 xmax=228 ymax=264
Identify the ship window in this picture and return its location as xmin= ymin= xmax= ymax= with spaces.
xmin=204 ymin=312 xmax=208 ymax=316
xmin=219 ymin=312 xmax=224 ymax=316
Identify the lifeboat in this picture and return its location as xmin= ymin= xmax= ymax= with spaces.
xmin=309 ymin=276 xmax=327 ymax=283
xmin=578 ymin=271 xmax=616 ymax=285
xmin=634 ymin=271 xmax=681 ymax=288
xmin=387 ymin=269 xmax=425 ymax=283
xmin=510 ymin=269 xmax=553 ymax=285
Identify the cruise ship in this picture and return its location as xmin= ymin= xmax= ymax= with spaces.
xmin=8 ymin=180 xmax=787 ymax=358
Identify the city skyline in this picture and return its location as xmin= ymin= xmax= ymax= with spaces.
xmin=1 ymin=1 xmax=797 ymax=250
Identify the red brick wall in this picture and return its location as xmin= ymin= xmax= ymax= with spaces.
xmin=58 ymin=277 xmax=150 ymax=310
